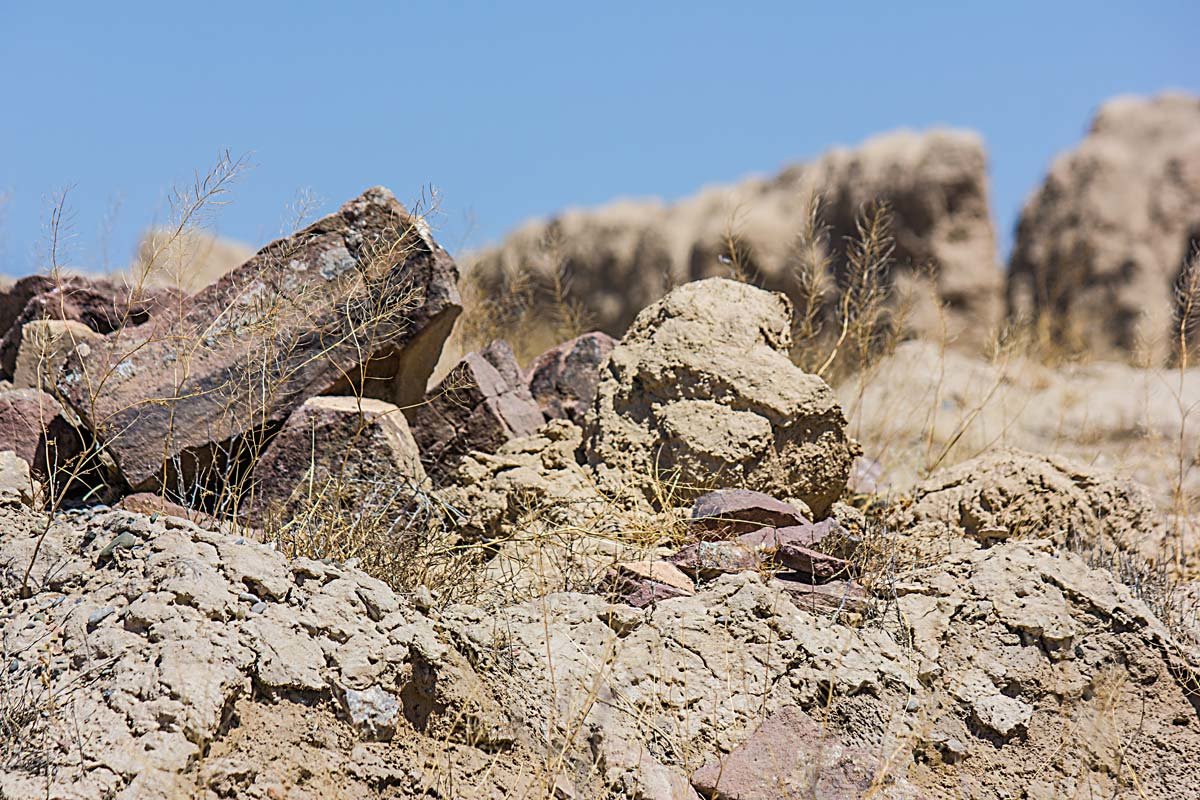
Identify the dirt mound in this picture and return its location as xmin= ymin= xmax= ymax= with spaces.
xmin=886 ymin=448 xmax=1178 ymax=571
xmin=583 ymin=278 xmax=858 ymax=516
xmin=468 ymin=128 xmax=1001 ymax=355
xmin=1008 ymin=92 xmax=1200 ymax=360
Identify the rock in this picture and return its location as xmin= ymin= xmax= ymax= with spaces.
xmin=670 ymin=521 xmax=847 ymax=582
xmin=772 ymin=576 xmax=871 ymax=615
xmin=0 ymin=275 xmax=178 ymax=379
xmin=11 ymin=319 xmax=101 ymax=391
xmin=338 ymin=685 xmax=400 ymax=741
xmin=410 ymin=343 xmax=544 ymax=483
xmin=1008 ymin=92 xmax=1200 ymax=360
xmin=583 ymin=279 xmax=858 ymax=515
xmin=606 ymin=560 xmax=696 ymax=607
xmin=117 ymin=492 xmax=219 ymax=529
xmin=57 ymin=187 xmax=461 ymax=491
xmin=0 ymin=388 xmax=85 ymax=484
xmin=245 ymin=396 xmax=426 ymax=526
xmin=526 ymin=331 xmax=616 ymax=424
xmin=690 ymin=488 xmax=810 ymax=537
xmin=438 ymin=420 xmax=610 ymax=541
xmin=0 ymin=450 xmax=37 ymax=506
xmin=689 ymin=706 xmax=875 ymax=799
xmin=888 ymin=449 xmax=1172 ymax=572
xmin=469 ymin=128 xmax=1001 ymax=349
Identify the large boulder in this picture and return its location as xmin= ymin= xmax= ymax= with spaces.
xmin=469 ymin=128 xmax=1001 ymax=350
xmin=56 ymin=187 xmax=461 ymax=492
xmin=0 ymin=388 xmax=85 ymax=486
xmin=245 ymin=396 xmax=426 ymax=526
xmin=887 ymin=449 xmax=1183 ymax=575
xmin=583 ymin=278 xmax=858 ymax=516
xmin=1008 ymin=92 xmax=1200 ymax=360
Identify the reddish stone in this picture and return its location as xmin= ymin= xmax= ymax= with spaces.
xmin=409 ymin=341 xmax=543 ymax=482
xmin=738 ymin=523 xmax=852 ymax=580
xmin=245 ymin=396 xmax=425 ymax=525
xmin=773 ymin=577 xmax=871 ymax=615
xmin=690 ymin=706 xmax=876 ymax=799
xmin=0 ymin=388 xmax=85 ymax=481
xmin=526 ymin=331 xmax=616 ymax=424
xmin=0 ymin=276 xmax=178 ymax=378
xmin=58 ymin=188 xmax=461 ymax=491
xmin=690 ymin=489 xmax=809 ymax=539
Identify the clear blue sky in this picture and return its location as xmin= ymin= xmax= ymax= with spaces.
xmin=1 ymin=2 xmax=1195 ymax=276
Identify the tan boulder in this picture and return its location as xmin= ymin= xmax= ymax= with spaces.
xmin=12 ymin=319 xmax=100 ymax=391
xmin=583 ymin=278 xmax=858 ymax=515
xmin=1008 ymin=92 xmax=1200 ymax=360
xmin=468 ymin=128 xmax=1001 ymax=350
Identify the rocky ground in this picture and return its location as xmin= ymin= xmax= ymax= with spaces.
xmin=0 ymin=91 xmax=1198 ymax=799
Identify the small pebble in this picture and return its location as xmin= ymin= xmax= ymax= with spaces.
xmin=238 ymin=592 xmax=261 ymax=604
xmin=250 ymin=601 xmax=267 ymax=615
xmin=87 ymin=607 xmax=116 ymax=630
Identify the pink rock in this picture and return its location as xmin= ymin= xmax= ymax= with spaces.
xmin=410 ymin=341 xmax=543 ymax=482
xmin=526 ymin=331 xmax=616 ymax=424
xmin=690 ymin=706 xmax=876 ymax=799
xmin=690 ymin=489 xmax=809 ymax=539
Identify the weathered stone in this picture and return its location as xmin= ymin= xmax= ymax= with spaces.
xmin=690 ymin=706 xmax=876 ymax=799
xmin=0 ymin=450 xmax=37 ymax=506
xmin=0 ymin=388 xmax=85 ymax=481
xmin=1008 ymin=92 xmax=1200 ymax=360
xmin=0 ymin=276 xmax=178 ymax=378
xmin=245 ymin=396 xmax=426 ymax=525
xmin=584 ymin=279 xmax=858 ymax=514
xmin=526 ymin=331 xmax=616 ymax=424
xmin=57 ymin=188 xmax=461 ymax=491
xmin=338 ymin=685 xmax=400 ymax=741
xmin=11 ymin=319 xmax=101 ymax=391
xmin=772 ymin=577 xmax=871 ymax=615
xmin=606 ymin=560 xmax=696 ymax=608
xmin=410 ymin=342 xmax=543 ymax=483
xmin=690 ymin=488 xmax=810 ymax=537
xmin=737 ymin=525 xmax=852 ymax=580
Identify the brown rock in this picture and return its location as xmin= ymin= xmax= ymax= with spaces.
xmin=0 ymin=388 xmax=85 ymax=482
xmin=11 ymin=320 xmax=101 ymax=392
xmin=57 ymin=187 xmax=461 ymax=491
xmin=773 ymin=577 xmax=871 ymax=615
xmin=671 ymin=520 xmax=847 ymax=581
xmin=117 ymin=492 xmax=219 ymax=528
xmin=690 ymin=488 xmax=810 ymax=537
xmin=526 ymin=331 xmax=616 ymax=424
xmin=690 ymin=706 xmax=875 ymax=799
xmin=410 ymin=343 xmax=543 ymax=483
xmin=0 ymin=276 xmax=178 ymax=378
xmin=246 ymin=396 xmax=426 ymax=525
xmin=606 ymin=560 xmax=695 ymax=608
xmin=471 ymin=128 xmax=1001 ymax=349
xmin=1008 ymin=92 xmax=1200 ymax=360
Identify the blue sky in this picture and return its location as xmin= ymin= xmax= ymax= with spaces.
xmin=0 ymin=2 xmax=1195 ymax=276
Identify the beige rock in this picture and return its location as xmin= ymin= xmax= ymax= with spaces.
xmin=1008 ymin=92 xmax=1200 ymax=360
xmin=583 ymin=278 xmax=858 ymax=515
xmin=0 ymin=450 xmax=37 ymax=506
xmin=11 ymin=319 xmax=100 ymax=391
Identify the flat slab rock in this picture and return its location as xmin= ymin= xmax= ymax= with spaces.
xmin=57 ymin=187 xmax=461 ymax=491
xmin=246 ymin=395 xmax=426 ymax=525
xmin=690 ymin=488 xmax=812 ymax=537
xmin=690 ymin=706 xmax=876 ymax=799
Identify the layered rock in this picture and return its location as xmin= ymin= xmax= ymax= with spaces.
xmin=245 ymin=396 xmax=426 ymax=526
xmin=1008 ymin=92 xmax=1200 ymax=360
xmin=56 ymin=188 xmax=461 ymax=491
xmin=583 ymin=278 xmax=858 ymax=515
xmin=410 ymin=341 xmax=543 ymax=483
xmin=470 ymin=128 xmax=1002 ymax=348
